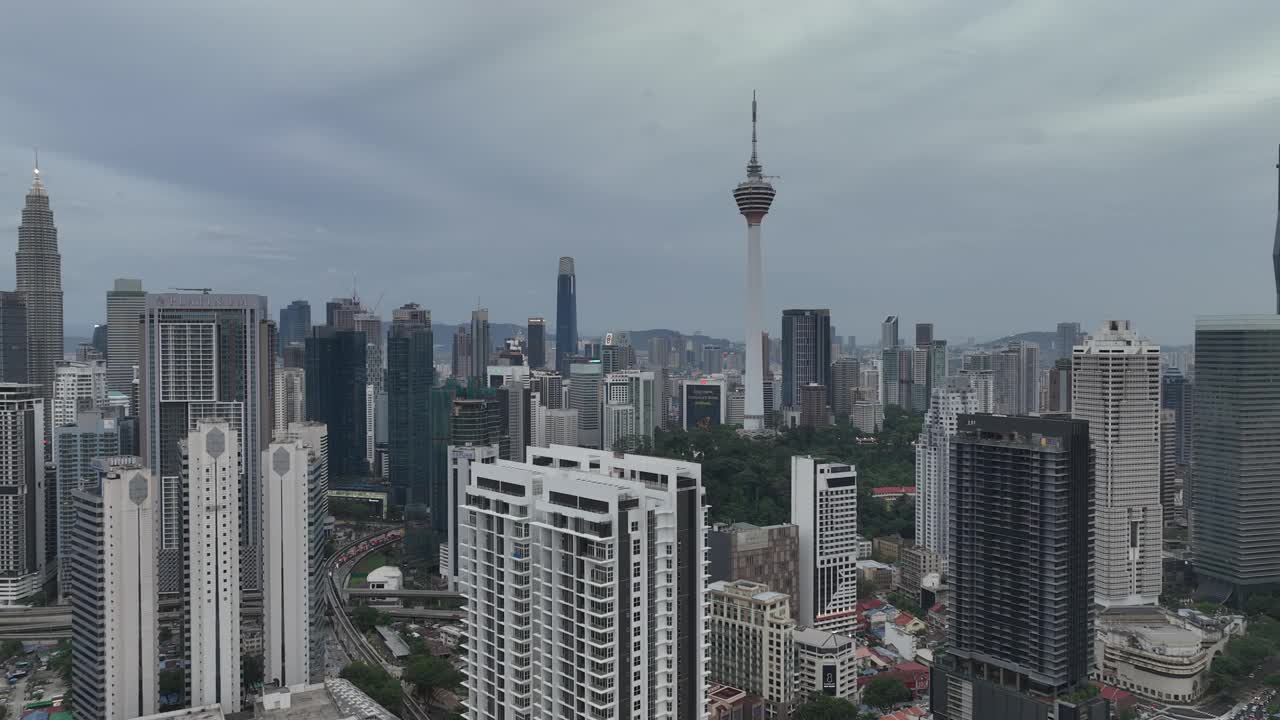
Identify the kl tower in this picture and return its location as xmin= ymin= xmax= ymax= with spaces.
xmin=734 ymin=92 xmax=776 ymax=432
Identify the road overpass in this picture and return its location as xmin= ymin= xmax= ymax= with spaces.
xmin=345 ymin=588 xmax=464 ymax=601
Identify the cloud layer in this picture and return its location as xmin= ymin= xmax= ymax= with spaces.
xmin=2 ymin=1 xmax=1278 ymax=344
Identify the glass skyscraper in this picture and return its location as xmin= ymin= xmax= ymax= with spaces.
xmin=387 ymin=304 xmax=432 ymax=506
xmin=305 ymin=327 xmax=368 ymax=479
xmin=781 ymin=309 xmax=832 ymax=409
xmin=555 ymin=256 xmax=577 ymax=375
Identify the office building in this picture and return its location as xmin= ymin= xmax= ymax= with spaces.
xmin=781 ymin=309 xmax=832 ymax=410
xmin=603 ymin=370 xmax=659 ymax=444
xmin=387 ymin=304 xmax=433 ymax=506
xmin=1057 ymin=321 xmax=1083 ymax=360
xmin=457 ymin=445 xmax=707 ymax=719
xmin=15 ymin=164 xmax=62 ymax=445
xmin=1048 ymin=357 xmax=1072 ymax=413
xmin=851 ymin=401 xmax=883 ymax=434
xmin=899 ymin=544 xmax=944 ymax=606
xmin=530 ymin=370 xmax=564 ymax=409
xmin=569 ymin=360 xmax=603 ymax=447
xmin=554 ymin=257 xmax=579 ymax=374
xmin=915 ymin=322 xmax=934 ymax=348
xmin=1161 ymin=409 xmax=1181 ymax=528
xmin=469 ymin=308 xmax=490 ymax=381
xmin=305 ymin=327 xmax=367 ymax=479
xmin=451 ymin=325 xmax=471 ymax=380
xmin=1161 ymin=369 xmax=1190 ymax=467
xmin=54 ymin=410 xmax=119 ymax=595
xmin=52 ymin=359 xmax=108 ymax=431
xmin=184 ymin=420 xmax=242 ymax=713
xmin=263 ymin=434 xmax=327 ymax=686
xmin=734 ymin=94 xmax=776 ymax=431
xmin=791 ymin=456 xmax=858 ymax=634
xmin=798 ymin=383 xmax=828 ymax=428
xmin=106 ymin=279 xmax=146 ymax=395
xmin=794 ymin=628 xmax=858 ymax=703
xmin=994 ymin=341 xmax=1039 ymax=415
xmin=707 ymin=522 xmax=799 ymax=600
xmin=488 ymin=364 xmax=532 ymax=461
xmin=92 ymin=324 xmax=108 ymax=356
xmin=532 ymin=405 xmax=578 ymax=448
xmin=648 ymin=334 xmax=672 ymax=370
xmin=440 ymin=443 xmax=498 ymax=590
xmin=683 ymin=377 xmax=727 ymax=430
xmin=1191 ymin=315 xmax=1280 ymax=602
xmin=325 ymin=297 xmax=359 ymax=330
xmin=909 ymin=346 xmax=931 ymax=411
xmin=450 ymin=396 xmax=503 ymax=450
xmin=273 ymin=366 xmax=305 ymax=434
xmin=140 ymin=292 xmax=272 ymax=595
xmin=1073 ymin=321 xmax=1162 ymax=607
xmin=882 ymin=316 xmax=899 ymax=349
xmin=915 ymin=375 xmax=983 ymax=559
xmin=932 ymin=415 xmax=1101 ymax=720
xmin=69 ymin=459 xmax=159 ymax=719
xmin=278 ymin=299 xmax=310 ymax=356
xmin=526 ymin=317 xmax=546 ymax=369
xmin=0 ymin=384 xmax=47 ymax=604
xmin=707 ymin=580 xmax=796 ymax=718
xmin=0 ymin=292 xmax=26 ymax=383
xmin=830 ymin=358 xmax=859 ymax=418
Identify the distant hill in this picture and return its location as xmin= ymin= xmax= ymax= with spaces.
xmin=978 ymin=330 xmax=1061 ymax=369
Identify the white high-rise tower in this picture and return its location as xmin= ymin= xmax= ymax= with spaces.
xmin=1072 ymin=320 xmax=1162 ymax=607
xmin=734 ymin=93 xmax=777 ymax=432
xmin=915 ymin=375 xmax=989 ymax=559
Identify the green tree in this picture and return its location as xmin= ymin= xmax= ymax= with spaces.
xmin=404 ymin=655 xmax=464 ymax=705
xmin=242 ymin=654 xmax=265 ymax=688
xmin=340 ymin=661 xmax=402 ymax=714
xmin=1264 ymin=673 xmax=1280 ymax=688
xmin=159 ymin=667 xmax=184 ymax=697
xmin=0 ymin=640 xmax=22 ymax=660
xmin=158 ymin=626 xmax=173 ymax=643
xmin=352 ymin=604 xmax=391 ymax=632
xmin=792 ymin=694 xmax=861 ymax=719
xmin=50 ymin=640 xmax=71 ymax=685
xmin=857 ymin=580 xmax=879 ymax=601
xmin=863 ymin=676 xmax=911 ymax=710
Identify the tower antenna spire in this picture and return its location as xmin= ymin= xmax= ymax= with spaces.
xmin=747 ymin=91 xmax=762 ymax=178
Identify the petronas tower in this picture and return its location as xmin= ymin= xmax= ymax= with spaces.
xmin=16 ymin=163 xmax=62 ymax=442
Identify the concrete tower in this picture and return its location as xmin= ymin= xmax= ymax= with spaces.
xmin=734 ymin=93 xmax=776 ymax=432
xmin=1274 ymin=146 xmax=1279 ymax=313
xmin=555 ymin=257 xmax=577 ymax=375
xmin=15 ymin=160 xmax=62 ymax=445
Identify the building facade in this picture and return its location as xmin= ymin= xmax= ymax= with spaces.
xmin=569 ymin=361 xmax=603 ymax=448
xmin=184 ymin=420 xmax=242 ymax=713
xmin=69 ymin=460 xmax=159 ymax=720
xmin=933 ymin=414 xmax=1099 ymax=720
xmin=273 ymin=367 xmax=305 ymax=434
xmin=914 ymin=375 xmax=983 ymax=559
xmin=707 ymin=580 xmax=796 ymax=718
xmin=781 ymin=309 xmax=832 ymax=410
xmin=263 ymin=434 xmax=327 ymax=686
xmin=555 ymin=257 xmax=578 ymax=375
xmin=106 ymin=279 xmax=146 ymax=395
xmin=305 ymin=327 xmax=368 ymax=479
xmin=15 ymin=166 xmax=62 ymax=446
xmin=793 ymin=627 xmax=858 ymax=703
xmin=54 ymin=410 xmax=119 ymax=596
xmin=1191 ymin=315 xmax=1280 ymax=601
xmin=0 ymin=384 xmax=47 ymax=604
xmin=830 ymin=358 xmax=860 ymax=418
xmin=140 ymin=292 xmax=272 ymax=595
xmin=52 ymin=359 xmax=108 ymax=432
xmin=387 ymin=304 xmax=433 ymax=506
xmin=458 ymin=446 xmax=707 ymax=719
xmin=708 ymin=522 xmax=800 ymax=601
xmin=278 ymin=299 xmax=311 ymax=355
xmin=526 ymin=317 xmax=546 ymax=369
xmin=1073 ymin=320 xmax=1162 ymax=607
xmin=791 ymin=456 xmax=858 ymax=634
xmin=0 ymin=292 xmax=27 ymax=384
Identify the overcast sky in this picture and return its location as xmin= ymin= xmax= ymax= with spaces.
xmin=2 ymin=2 xmax=1278 ymax=345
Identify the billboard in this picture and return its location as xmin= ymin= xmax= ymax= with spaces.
xmin=684 ymin=383 xmax=723 ymax=430
xmin=822 ymin=663 xmax=837 ymax=695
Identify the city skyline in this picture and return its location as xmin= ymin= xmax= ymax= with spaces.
xmin=2 ymin=4 xmax=1279 ymax=344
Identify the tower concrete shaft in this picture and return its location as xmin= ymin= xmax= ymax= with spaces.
xmin=734 ymin=93 xmax=776 ymax=430
xmin=1273 ymin=145 xmax=1279 ymax=314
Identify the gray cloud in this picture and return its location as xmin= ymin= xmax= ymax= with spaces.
xmin=1 ymin=1 xmax=1278 ymax=344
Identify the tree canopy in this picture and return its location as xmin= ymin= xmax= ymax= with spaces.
xmin=404 ymin=655 xmax=464 ymax=705
xmin=863 ymin=676 xmax=912 ymax=710
xmin=352 ymin=604 xmax=392 ymax=633
xmin=340 ymin=661 xmax=403 ymax=714
xmin=647 ymin=406 xmax=922 ymax=537
xmin=792 ymin=694 xmax=862 ymax=720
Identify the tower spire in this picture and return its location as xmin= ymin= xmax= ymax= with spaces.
xmin=747 ymin=91 xmax=763 ymax=178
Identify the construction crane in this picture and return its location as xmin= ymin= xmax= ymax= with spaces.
xmin=172 ymin=287 xmax=213 ymax=294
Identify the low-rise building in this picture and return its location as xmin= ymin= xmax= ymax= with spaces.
xmin=708 ymin=522 xmax=800 ymax=600
xmin=708 ymin=684 xmax=766 ymax=719
xmin=856 ymin=559 xmax=895 ymax=590
xmin=707 ymin=580 xmax=796 ymax=718
xmin=794 ymin=627 xmax=858 ymax=704
xmin=1093 ymin=606 xmax=1245 ymax=704
xmin=897 ymin=545 xmax=943 ymax=605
